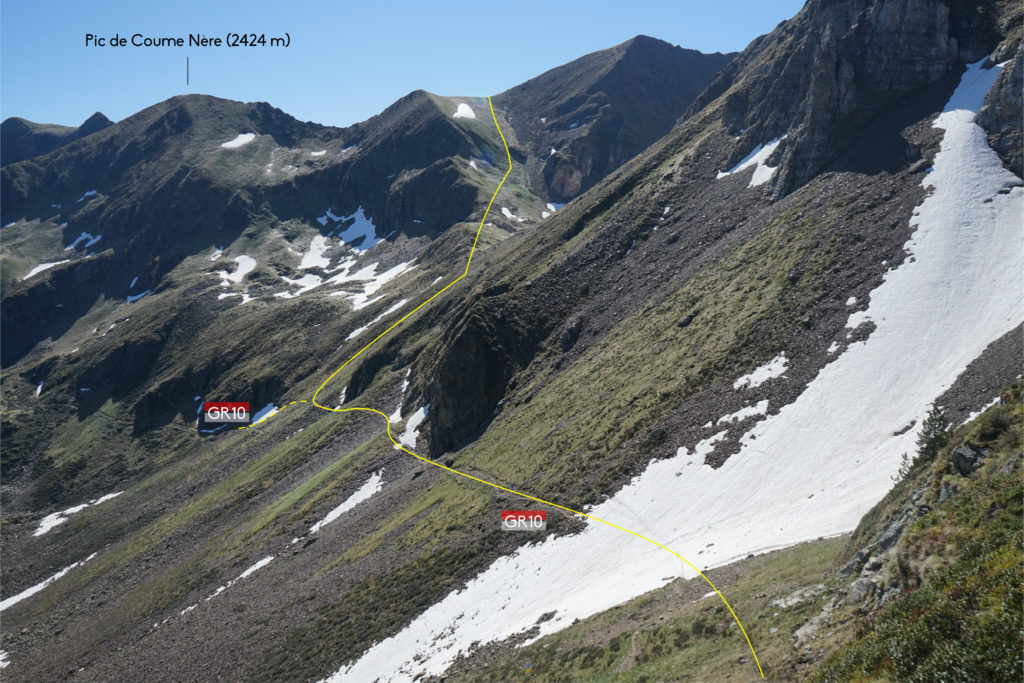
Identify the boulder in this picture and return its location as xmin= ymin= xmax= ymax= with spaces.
xmin=844 ymin=577 xmax=876 ymax=605
xmin=952 ymin=444 xmax=983 ymax=476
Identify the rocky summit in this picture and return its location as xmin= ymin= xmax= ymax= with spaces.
xmin=1 ymin=2 xmax=1021 ymax=681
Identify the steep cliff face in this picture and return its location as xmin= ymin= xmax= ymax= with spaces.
xmin=690 ymin=0 xmax=1011 ymax=196
xmin=979 ymin=40 xmax=1023 ymax=177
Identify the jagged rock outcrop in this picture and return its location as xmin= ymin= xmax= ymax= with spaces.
xmin=978 ymin=42 xmax=1022 ymax=177
xmin=691 ymin=0 xmax=1010 ymax=196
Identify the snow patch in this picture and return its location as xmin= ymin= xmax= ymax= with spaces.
xmin=0 ymin=552 xmax=97 ymax=612
xmin=310 ymin=150 xmax=327 ymax=156
xmin=716 ymin=136 xmax=786 ymax=187
xmin=452 ymin=103 xmax=476 ymax=119
xmin=398 ymin=405 xmax=428 ymax=448
xmin=75 ymin=190 xmax=98 ymax=203
xmin=126 ymin=290 xmax=151 ymax=303
xmin=733 ymin=354 xmax=788 ymax=390
xmin=34 ymin=492 xmax=123 ymax=537
xmin=64 ymin=232 xmax=97 ymax=250
xmin=22 ymin=260 xmax=71 ymax=280
xmin=198 ymin=555 xmax=276 ymax=604
xmin=960 ymin=396 xmax=1000 ymax=426
xmin=330 ymin=261 xmax=416 ymax=310
xmin=217 ymin=256 xmax=257 ymax=284
xmin=129 ymin=276 xmax=138 ymax=289
xmin=716 ymin=400 xmax=769 ymax=425
xmin=387 ymin=371 xmax=412 ymax=423
xmin=335 ymin=206 xmax=381 ymax=251
xmin=276 ymin=273 xmax=323 ymax=298
xmin=220 ymin=133 xmax=256 ymax=149
xmin=346 ymin=299 xmax=408 ymax=340
xmin=251 ymin=403 xmax=278 ymax=425
xmin=308 ymin=471 xmax=385 ymax=534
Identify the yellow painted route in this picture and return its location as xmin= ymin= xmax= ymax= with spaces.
xmin=241 ymin=97 xmax=765 ymax=679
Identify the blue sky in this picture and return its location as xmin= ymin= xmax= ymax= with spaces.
xmin=1 ymin=0 xmax=804 ymax=128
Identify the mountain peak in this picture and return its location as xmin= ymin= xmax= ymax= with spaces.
xmin=1 ymin=109 xmax=114 ymax=166
xmin=494 ymin=37 xmax=735 ymax=201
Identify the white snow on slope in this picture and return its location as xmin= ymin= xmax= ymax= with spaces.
xmin=390 ymin=370 xmax=412 ymax=423
xmin=733 ymin=353 xmax=788 ymax=390
xmin=676 ymin=430 xmax=728 ymax=468
xmin=65 ymin=232 xmax=97 ymax=250
xmin=0 ymin=650 xmax=8 ymax=668
xmin=346 ymin=298 xmax=408 ymax=340
xmin=75 ymin=190 xmax=97 ymax=203
xmin=276 ymin=273 xmax=323 ymax=298
xmin=34 ymin=492 xmax=123 ymax=537
xmin=336 ymin=206 xmax=382 ymax=251
xmin=221 ymin=133 xmax=256 ymax=149
xmin=251 ymin=403 xmax=278 ymax=424
xmin=310 ymin=150 xmax=327 ymax=156
xmin=22 ymin=260 xmax=71 ymax=280
xmin=716 ymin=400 xmax=769 ymax=425
xmin=308 ymin=471 xmax=385 ymax=534
xmin=218 ymin=256 xmax=257 ymax=284
xmin=35 ymin=382 xmax=44 ymax=397
xmin=202 ymin=556 xmax=275 ymax=604
xmin=236 ymin=555 xmax=275 ymax=580
xmin=960 ymin=396 xmax=1000 ymax=426
xmin=0 ymin=553 xmax=97 ymax=612
xmin=300 ymin=235 xmax=332 ymax=269
xmin=397 ymin=405 xmax=428 ymax=448
xmin=331 ymin=261 xmax=416 ymax=310
xmin=333 ymin=59 xmax=1023 ymax=683
xmin=453 ymin=103 xmax=476 ymax=119
xmin=126 ymin=290 xmax=151 ymax=303
xmin=501 ymin=207 xmax=514 ymax=219
xmin=716 ymin=135 xmax=786 ymax=187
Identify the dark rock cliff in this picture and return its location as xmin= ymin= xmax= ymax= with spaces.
xmin=690 ymin=0 xmax=1012 ymax=196
xmin=978 ymin=40 xmax=1022 ymax=177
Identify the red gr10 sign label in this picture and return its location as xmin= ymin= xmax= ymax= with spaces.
xmin=502 ymin=510 xmax=547 ymax=531
xmin=204 ymin=402 xmax=250 ymax=423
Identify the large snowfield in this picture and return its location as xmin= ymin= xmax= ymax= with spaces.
xmin=330 ymin=60 xmax=1023 ymax=682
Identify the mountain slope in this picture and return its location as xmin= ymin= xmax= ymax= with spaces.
xmin=0 ymin=39 xmax=740 ymax=681
xmin=494 ymin=35 xmax=735 ymax=202
xmin=0 ymin=112 xmax=113 ymax=166
xmin=0 ymin=2 xmax=1020 ymax=680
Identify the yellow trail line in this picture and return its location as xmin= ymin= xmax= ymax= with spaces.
xmin=242 ymin=97 xmax=765 ymax=679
